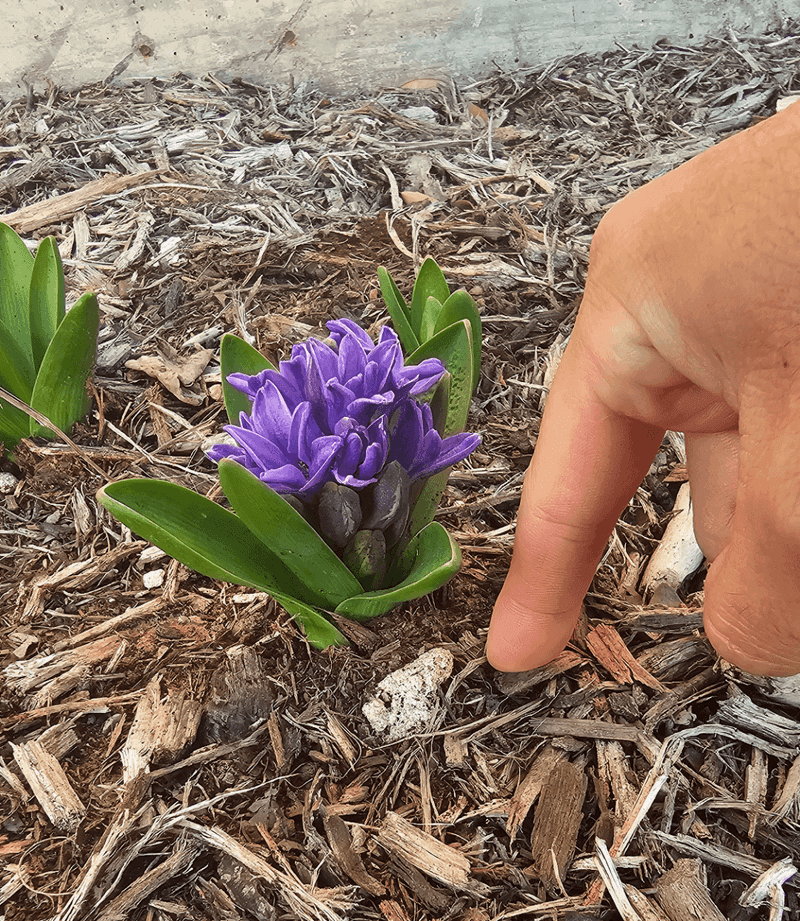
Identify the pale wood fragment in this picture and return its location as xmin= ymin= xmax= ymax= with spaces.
xmin=96 ymin=840 xmax=201 ymax=921
xmin=596 ymin=740 xmax=639 ymax=824
xmin=530 ymin=758 xmax=587 ymax=890
xmin=12 ymin=740 xmax=85 ymax=831
xmin=120 ymin=675 xmax=203 ymax=782
xmin=738 ymin=857 xmax=797 ymax=917
xmin=623 ymin=884 xmax=673 ymax=920
xmin=1 ymin=169 xmax=162 ymax=233
xmin=378 ymin=811 xmax=487 ymax=894
xmin=593 ymin=838 xmax=641 ymax=921
xmin=768 ymin=753 xmax=800 ymax=824
xmin=21 ymin=542 xmax=146 ymax=619
xmin=718 ymin=693 xmax=800 ymax=748
xmin=640 ymin=482 xmax=704 ymax=595
xmin=654 ymin=858 xmax=726 ymax=921
xmin=183 ymin=820 xmax=353 ymax=921
xmin=745 ymin=747 xmax=769 ymax=840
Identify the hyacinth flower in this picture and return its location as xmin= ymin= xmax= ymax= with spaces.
xmin=99 ymin=259 xmax=481 ymax=648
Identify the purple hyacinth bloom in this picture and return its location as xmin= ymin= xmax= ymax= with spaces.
xmin=208 ymin=319 xmax=480 ymax=497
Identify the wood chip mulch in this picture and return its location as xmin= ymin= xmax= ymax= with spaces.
xmin=2 ymin=22 xmax=800 ymax=921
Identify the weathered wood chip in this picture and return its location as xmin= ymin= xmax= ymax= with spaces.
xmin=586 ymin=624 xmax=666 ymax=692
xmin=530 ymin=758 xmax=588 ymax=891
xmin=506 ymin=743 xmax=566 ymax=839
xmin=377 ymin=811 xmax=487 ymax=894
xmin=654 ymin=858 xmax=726 ymax=921
xmin=12 ymin=740 xmax=85 ymax=831
xmin=323 ymin=810 xmax=386 ymax=896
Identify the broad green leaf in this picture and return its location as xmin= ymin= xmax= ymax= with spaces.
xmin=406 ymin=319 xmax=473 ymax=436
xmin=433 ymin=290 xmax=482 ymax=392
xmin=410 ymin=257 xmax=450 ymax=339
xmin=377 ymin=266 xmax=419 ymax=354
xmin=0 ymin=399 xmax=30 ymax=454
xmin=334 ymin=522 xmax=461 ymax=621
xmin=0 ymin=318 xmax=35 ymax=401
xmin=0 ymin=223 xmax=34 ymax=366
xmin=97 ymin=478 xmax=327 ymax=606
xmin=29 ymin=292 xmax=99 ymax=439
xmin=419 ymin=294 xmax=444 ymax=344
xmin=407 ymin=468 xmax=449 ymax=536
xmin=277 ymin=595 xmax=349 ymax=649
xmin=29 ymin=237 xmax=65 ymax=370
xmin=218 ymin=459 xmax=363 ymax=606
xmin=220 ymin=333 xmax=274 ymax=424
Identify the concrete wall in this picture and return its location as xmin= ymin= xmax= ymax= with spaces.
xmin=2 ymin=0 xmax=795 ymax=100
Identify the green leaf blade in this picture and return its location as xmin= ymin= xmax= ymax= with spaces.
xmin=409 ymin=257 xmax=450 ymax=339
xmin=406 ymin=319 xmax=474 ymax=436
xmin=218 ymin=459 xmax=364 ymax=607
xmin=98 ymin=478 xmax=324 ymax=604
xmin=278 ymin=595 xmax=349 ymax=649
xmin=29 ymin=237 xmax=65 ymax=370
xmin=377 ymin=266 xmax=419 ymax=354
xmin=419 ymin=295 xmax=444 ymax=344
xmin=220 ymin=333 xmax=274 ymax=424
xmin=0 ymin=223 xmax=34 ymax=367
xmin=433 ymin=289 xmax=482 ymax=393
xmin=334 ymin=522 xmax=461 ymax=621
xmin=0 ymin=318 xmax=35 ymax=401
xmin=29 ymin=292 xmax=99 ymax=438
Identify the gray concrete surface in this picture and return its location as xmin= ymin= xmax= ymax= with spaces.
xmin=2 ymin=0 xmax=796 ymax=100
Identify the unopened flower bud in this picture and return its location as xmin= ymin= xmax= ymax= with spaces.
xmin=362 ymin=461 xmax=410 ymax=533
xmin=343 ymin=529 xmax=387 ymax=590
xmin=317 ymin=482 xmax=362 ymax=548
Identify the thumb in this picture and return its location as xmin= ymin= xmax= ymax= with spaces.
xmin=702 ymin=379 xmax=800 ymax=676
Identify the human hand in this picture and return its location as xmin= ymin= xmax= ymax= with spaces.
xmin=487 ymin=103 xmax=800 ymax=677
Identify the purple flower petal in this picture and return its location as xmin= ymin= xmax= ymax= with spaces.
xmin=210 ymin=320 xmax=478 ymax=497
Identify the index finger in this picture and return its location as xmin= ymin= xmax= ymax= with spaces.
xmin=486 ymin=322 xmax=664 ymax=672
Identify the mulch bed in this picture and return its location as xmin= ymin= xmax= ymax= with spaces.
xmin=2 ymin=22 xmax=800 ymax=921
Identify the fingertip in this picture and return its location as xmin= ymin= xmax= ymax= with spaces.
xmin=486 ymin=590 xmax=579 ymax=673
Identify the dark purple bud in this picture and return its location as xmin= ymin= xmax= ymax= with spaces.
xmin=317 ymin=482 xmax=363 ymax=548
xmin=362 ymin=461 xmax=410 ymax=533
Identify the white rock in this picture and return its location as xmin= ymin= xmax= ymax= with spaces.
xmin=362 ymin=647 xmax=454 ymax=741
xmin=143 ymin=569 xmax=164 ymax=589
xmin=0 ymin=472 xmax=18 ymax=494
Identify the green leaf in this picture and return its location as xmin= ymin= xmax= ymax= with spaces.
xmin=0 ymin=399 xmax=30 ymax=454
xmin=0 ymin=223 xmax=34 ymax=367
xmin=277 ymin=595 xmax=349 ymax=649
xmin=29 ymin=292 xmax=99 ymax=439
xmin=0 ymin=318 xmax=35 ymax=401
xmin=29 ymin=237 xmax=65 ymax=370
xmin=97 ymin=478 xmax=326 ymax=606
xmin=334 ymin=522 xmax=461 ymax=621
xmin=377 ymin=266 xmax=419 ymax=354
xmin=433 ymin=290 xmax=482 ymax=392
xmin=406 ymin=319 xmax=473 ymax=436
xmin=220 ymin=333 xmax=274 ymax=424
xmin=410 ymin=257 xmax=450 ymax=339
xmin=419 ymin=295 xmax=444 ymax=344
xmin=407 ymin=468 xmax=450 ymax=536
xmin=218 ymin=459 xmax=363 ymax=606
